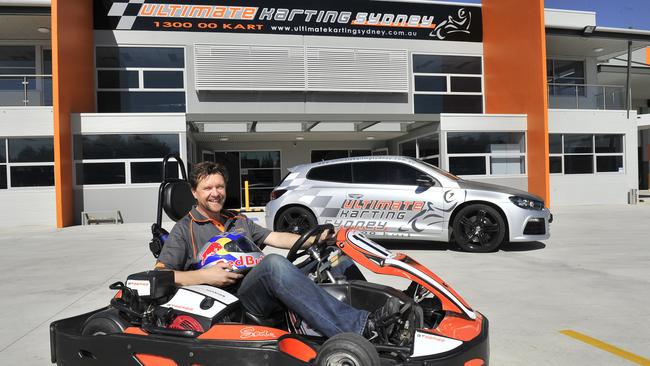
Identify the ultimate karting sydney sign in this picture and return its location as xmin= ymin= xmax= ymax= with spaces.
xmin=94 ymin=0 xmax=482 ymax=42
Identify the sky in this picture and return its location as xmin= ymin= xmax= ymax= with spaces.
xmin=458 ymin=0 xmax=650 ymax=30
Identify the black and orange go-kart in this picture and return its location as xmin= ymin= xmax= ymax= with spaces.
xmin=50 ymin=224 xmax=488 ymax=366
xmin=50 ymin=155 xmax=488 ymax=366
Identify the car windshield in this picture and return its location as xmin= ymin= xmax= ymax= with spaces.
xmin=412 ymin=158 xmax=461 ymax=181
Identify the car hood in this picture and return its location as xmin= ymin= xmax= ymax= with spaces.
xmin=457 ymin=179 xmax=544 ymax=202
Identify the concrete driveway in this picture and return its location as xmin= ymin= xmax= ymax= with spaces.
xmin=1 ymin=204 xmax=649 ymax=365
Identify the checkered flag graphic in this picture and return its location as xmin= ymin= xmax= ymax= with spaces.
xmin=107 ymin=0 xmax=145 ymax=30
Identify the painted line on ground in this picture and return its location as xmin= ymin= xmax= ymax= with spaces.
xmin=560 ymin=330 xmax=650 ymax=365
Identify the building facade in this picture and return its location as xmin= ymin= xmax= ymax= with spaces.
xmin=0 ymin=0 xmax=648 ymax=227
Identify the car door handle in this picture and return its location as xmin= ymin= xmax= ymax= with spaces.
xmin=348 ymin=193 xmax=363 ymax=199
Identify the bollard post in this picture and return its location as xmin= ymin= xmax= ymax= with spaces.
xmin=244 ymin=180 xmax=250 ymax=211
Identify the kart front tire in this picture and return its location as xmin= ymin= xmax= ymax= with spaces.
xmin=316 ymin=333 xmax=380 ymax=366
xmin=81 ymin=308 xmax=129 ymax=336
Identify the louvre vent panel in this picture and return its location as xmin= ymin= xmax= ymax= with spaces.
xmin=194 ymin=44 xmax=408 ymax=92
xmin=195 ymin=44 xmax=306 ymax=90
xmin=306 ymin=48 xmax=409 ymax=92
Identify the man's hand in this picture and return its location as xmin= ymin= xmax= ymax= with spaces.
xmin=198 ymin=262 xmax=244 ymax=287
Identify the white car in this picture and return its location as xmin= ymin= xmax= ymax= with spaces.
xmin=265 ymin=156 xmax=551 ymax=252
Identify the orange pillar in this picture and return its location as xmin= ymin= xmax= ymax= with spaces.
xmin=482 ymin=0 xmax=550 ymax=205
xmin=52 ymin=0 xmax=95 ymax=227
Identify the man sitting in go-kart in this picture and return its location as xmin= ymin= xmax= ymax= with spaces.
xmin=154 ymin=161 xmax=404 ymax=343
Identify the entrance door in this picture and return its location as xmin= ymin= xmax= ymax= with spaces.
xmin=214 ymin=152 xmax=241 ymax=210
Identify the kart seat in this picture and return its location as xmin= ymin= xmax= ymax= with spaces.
xmin=150 ymin=154 xmax=195 ymax=258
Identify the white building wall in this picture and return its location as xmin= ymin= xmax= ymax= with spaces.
xmin=549 ymin=109 xmax=638 ymax=205
xmin=0 ymin=107 xmax=55 ymax=227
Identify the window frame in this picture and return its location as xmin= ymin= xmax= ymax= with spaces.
xmin=548 ymin=133 xmax=625 ymax=175
xmin=398 ymin=133 xmax=440 ymax=167
xmin=94 ymin=45 xmax=187 ymax=113
xmin=0 ymin=136 xmax=55 ymax=190
xmin=73 ymin=133 xmax=182 ymax=187
xmin=445 ymin=131 xmax=527 ymax=177
xmin=412 ymin=53 xmax=485 ymax=114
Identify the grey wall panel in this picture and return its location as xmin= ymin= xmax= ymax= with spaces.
xmin=0 ymin=190 xmax=56 ymax=227
xmin=74 ymin=186 xmax=165 ymax=225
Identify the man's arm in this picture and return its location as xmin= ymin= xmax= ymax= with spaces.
xmin=263 ymin=229 xmax=332 ymax=250
xmin=171 ymin=263 xmax=243 ymax=287
xmin=263 ymin=231 xmax=301 ymax=249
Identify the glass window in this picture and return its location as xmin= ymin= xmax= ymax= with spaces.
xmin=418 ymin=134 xmax=439 ymax=157
xmin=414 ymin=76 xmax=447 ymax=92
xmin=549 ymin=134 xmax=562 ymax=154
xmin=307 ymin=163 xmax=352 ymax=183
xmin=447 ymin=132 xmax=525 ymax=154
xmin=595 ymin=134 xmax=623 ymax=153
xmin=450 ymin=77 xmax=482 ymax=92
xmin=97 ymin=70 xmax=139 ymax=89
xmin=312 ymin=150 xmax=348 ymax=162
xmin=75 ymin=134 xmax=179 ymax=160
xmin=349 ymin=150 xmax=371 ymax=157
xmin=423 ymin=157 xmax=439 ymax=167
xmin=596 ymin=156 xmax=623 ymax=172
xmin=399 ymin=140 xmax=417 ymax=157
xmin=243 ymin=188 xmax=274 ymax=207
xmin=97 ymin=91 xmax=186 ymax=113
xmin=143 ymin=71 xmax=184 ymax=88
xmin=413 ymin=55 xmax=482 ymax=74
xmin=0 ymin=165 xmax=6 ymax=189
xmin=549 ymin=60 xmax=584 ymax=80
xmin=10 ymin=166 xmax=54 ymax=187
xmin=8 ymin=138 xmax=54 ymax=162
xmin=240 ymin=151 xmax=280 ymax=169
xmin=449 ymin=156 xmax=486 ymax=175
xmin=564 ymin=155 xmax=593 ymax=174
xmin=131 ymin=162 xmax=179 ymax=183
xmin=414 ymin=95 xmax=483 ymax=113
xmin=353 ymin=162 xmax=420 ymax=185
xmin=564 ymin=134 xmax=592 ymax=153
xmin=490 ymin=157 xmax=525 ymax=174
xmin=96 ymin=47 xmax=184 ymax=68
xmin=76 ymin=163 xmax=126 ymax=185
xmin=549 ymin=156 xmax=562 ymax=173
xmin=0 ymin=139 xmax=5 ymax=162
xmin=241 ymin=169 xmax=281 ymax=188
xmin=0 ymin=46 xmax=36 ymax=71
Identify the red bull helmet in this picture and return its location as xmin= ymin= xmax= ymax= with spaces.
xmin=196 ymin=232 xmax=264 ymax=271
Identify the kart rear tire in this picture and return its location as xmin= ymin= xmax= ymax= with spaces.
xmin=316 ymin=333 xmax=380 ymax=366
xmin=452 ymin=204 xmax=506 ymax=253
xmin=81 ymin=308 xmax=130 ymax=336
xmin=274 ymin=206 xmax=317 ymax=234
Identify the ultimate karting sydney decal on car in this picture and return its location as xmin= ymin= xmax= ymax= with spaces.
xmin=94 ymin=0 xmax=482 ymax=41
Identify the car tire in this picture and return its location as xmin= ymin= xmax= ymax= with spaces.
xmin=315 ymin=333 xmax=380 ymax=366
xmin=274 ymin=206 xmax=317 ymax=234
xmin=81 ymin=308 xmax=129 ymax=336
xmin=452 ymin=204 xmax=506 ymax=253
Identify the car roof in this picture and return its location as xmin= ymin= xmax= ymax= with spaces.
xmin=290 ymin=155 xmax=419 ymax=172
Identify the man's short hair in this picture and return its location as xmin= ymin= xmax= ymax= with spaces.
xmin=189 ymin=161 xmax=229 ymax=189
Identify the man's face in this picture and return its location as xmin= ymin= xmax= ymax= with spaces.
xmin=192 ymin=173 xmax=227 ymax=216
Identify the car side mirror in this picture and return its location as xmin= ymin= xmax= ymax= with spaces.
xmin=416 ymin=175 xmax=435 ymax=187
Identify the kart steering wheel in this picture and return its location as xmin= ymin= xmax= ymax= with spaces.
xmin=286 ymin=224 xmax=335 ymax=263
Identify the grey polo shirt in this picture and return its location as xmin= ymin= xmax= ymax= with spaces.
xmin=156 ymin=206 xmax=272 ymax=271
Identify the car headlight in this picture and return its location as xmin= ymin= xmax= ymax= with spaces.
xmin=509 ymin=196 xmax=544 ymax=210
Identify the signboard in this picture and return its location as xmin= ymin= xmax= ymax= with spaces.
xmin=94 ymin=0 xmax=482 ymax=42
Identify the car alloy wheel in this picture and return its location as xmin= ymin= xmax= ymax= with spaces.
xmin=452 ymin=204 xmax=505 ymax=252
xmin=275 ymin=206 xmax=317 ymax=234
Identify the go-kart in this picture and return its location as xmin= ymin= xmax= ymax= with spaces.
xmin=49 ymin=155 xmax=489 ymax=366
